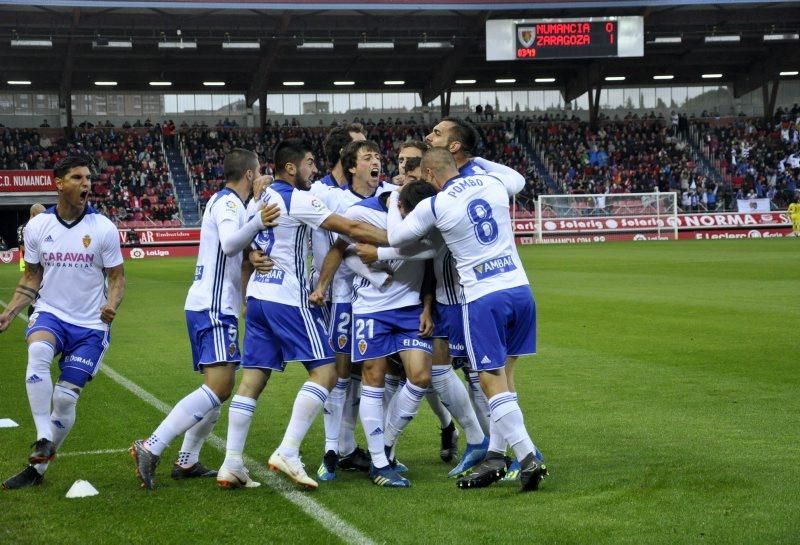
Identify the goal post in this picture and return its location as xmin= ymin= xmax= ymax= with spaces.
xmin=535 ymin=191 xmax=679 ymax=244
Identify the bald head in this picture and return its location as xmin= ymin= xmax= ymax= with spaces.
xmin=421 ymin=148 xmax=460 ymax=189
xmin=30 ymin=203 xmax=46 ymax=219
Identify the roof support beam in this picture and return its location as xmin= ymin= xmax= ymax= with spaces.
xmin=245 ymin=12 xmax=291 ymax=107
xmin=60 ymin=8 xmax=80 ymax=129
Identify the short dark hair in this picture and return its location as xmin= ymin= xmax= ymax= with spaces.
xmin=274 ymin=138 xmax=314 ymax=175
xmin=323 ymin=123 xmax=365 ymax=168
xmin=441 ymin=117 xmax=479 ymax=156
xmin=399 ymin=140 xmax=428 ymax=154
xmin=399 ymin=180 xmax=438 ymax=212
xmin=223 ymin=148 xmax=258 ymax=182
xmin=53 ymin=155 xmax=94 ymax=180
xmin=340 ymin=140 xmax=381 ymax=183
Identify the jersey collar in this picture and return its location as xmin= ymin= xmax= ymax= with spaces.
xmin=54 ymin=204 xmax=94 ymax=229
xmin=441 ymin=174 xmax=463 ymax=191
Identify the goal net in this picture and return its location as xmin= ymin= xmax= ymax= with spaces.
xmin=534 ymin=192 xmax=678 ymax=244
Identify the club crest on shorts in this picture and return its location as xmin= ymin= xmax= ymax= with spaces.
xmin=358 ymin=339 xmax=368 ymax=355
xmin=228 ymin=342 xmax=237 ymax=358
xmin=517 ymin=26 xmax=536 ymax=48
xmin=82 ymin=234 xmax=92 ymax=248
xmin=338 ymin=334 xmax=348 ymax=349
xmin=27 ymin=312 xmax=38 ymax=328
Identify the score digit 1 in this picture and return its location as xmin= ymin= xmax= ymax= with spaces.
xmin=606 ymin=21 xmax=615 ymax=44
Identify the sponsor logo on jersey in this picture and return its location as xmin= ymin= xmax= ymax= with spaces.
xmin=311 ymin=198 xmax=326 ymax=212
xmin=473 ymin=254 xmax=517 ymax=280
xmin=254 ymin=268 xmax=285 ymax=284
xmin=194 ymin=264 xmax=204 ymax=280
xmin=481 ymin=355 xmax=491 ymax=364
xmin=44 ymin=235 xmax=54 ymax=242
xmin=337 ymin=334 xmax=348 ymax=349
xmin=225 ymin=200 xmax=238 ymax=211
xmin=65 ymin=354 xmax=94 ymax=367
xmin=42 ymin=251 xmax=95 ymax=269
xmin=401 ymin=338 xmax=431 ymax=350
xmin=82 ymin=234 xmax=91 ymax=248
xmin=358 ymin=338 xmax=368 ymax=355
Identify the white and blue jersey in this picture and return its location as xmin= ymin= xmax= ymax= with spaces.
xmin=243 ymin=180 xmax=335 ymax=369
xmin=23 ymin=205 xmax=123 ymax=331
xmin=184 ymin=188 xmax=249 ymax=317
xmin=387 ymin=173 xmax=535 ymax=370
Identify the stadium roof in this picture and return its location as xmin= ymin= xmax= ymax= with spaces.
xmin=1 ymin=0 xmax=799 ymax=105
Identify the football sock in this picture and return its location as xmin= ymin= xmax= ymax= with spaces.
xmin=384 ymin=380 xmax=426 ymax=447
xmin=323 ymin=378 xmax=348 ymax=454
xmin=359 ymin=385 xmax=389 ymax=468
xmin=431 ymin=365 xmax=484 ymax=444
xmin=26 ymin=341 xmax=55 ymax=442
xmin=224 ymin=395 xmax=257 ymax=469
xmin=488 ymin=392 xmax=535 ymax=461
xmin=338 ymin=374 xmax=360 ymax=456
xmin=425 ymin=385 xmax=452 ymax=428
xmin=463 ymin=368 xmax=491 ymax=436
xmin=34 ymin=384 xmax=79 ymax=475
xmin=177 ymin=405 xmax=220 ymax=468
xmin=383 ymin=374 xmax=401 ymax=408
xmin=145 ymin=385 xmax=221 ymax=456
xmin=277 ymin=382 xmax=328 ymax=459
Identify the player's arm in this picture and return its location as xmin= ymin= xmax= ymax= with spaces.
xmin=355 ymin=239 xmax=436 ymax=265
xmin=217 ymin=202 xmax=280 ymax=257
xmin=473 ymin=156 xmax=525 ymax=196
xmin=418 ymin=260 xmax=435 ymax=338
xmin=386 ymin=193 xmax=437 ymax=247
xmin=100 ymin=264 xmax=125 ymax=324
xmin=343 ymin=254 xmax=391 ymax=290
xmin=319 ymin=214 xmax=388 ymax=246
xmin=309 ymin=237 xmax=349 ymax=306
xmin=0 ymin=262 xmax=43 ymax=332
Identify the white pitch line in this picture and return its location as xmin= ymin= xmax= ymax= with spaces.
xmin=58 ymin=448 xmax=130 ymax=457
xmin=1 ymin=300 xmax=376 ymax=545
xmin=0 ymin=299 xmax=29 ymax=323
xmin=102 ymin=366 xmax=376 ymax=545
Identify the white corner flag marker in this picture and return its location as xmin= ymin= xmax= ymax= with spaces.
xmin=66 ymin=480 xmax=99 ymax=498
xmin=0 ymin=418 xmax=19 ymax=428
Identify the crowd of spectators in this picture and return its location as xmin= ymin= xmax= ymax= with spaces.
xmin=530 ymin=119 xmax=717 ymax=211
xmin=694 ymin=110 xmax=800 ymax=209
xmin=0 ymin=126 xmax=180 ymax=226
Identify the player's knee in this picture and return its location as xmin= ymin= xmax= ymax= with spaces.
xmin=27 ymin=341 xmax=55 ymax=377
xmin=236 ymin=369 xmax=270 ymax=398
xmin=406 ymin=367 xmax=431 ymax=389
xmin=53 ymin=381 xmax=81 ymax=411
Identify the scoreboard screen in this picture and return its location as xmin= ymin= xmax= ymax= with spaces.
xmin=487 ymin=17 xmax=643 ymax=61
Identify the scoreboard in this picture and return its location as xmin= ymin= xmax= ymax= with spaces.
xmin=486 ymin=17 xmax=643 ymax=61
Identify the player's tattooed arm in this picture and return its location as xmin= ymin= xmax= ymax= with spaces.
xmin=320 ymin=214 xmax=388 ymax=246
xmin=0 ymin=262 xmax=43 ymax=332
xmin=100 ymin=264 xmax=125 ymax=324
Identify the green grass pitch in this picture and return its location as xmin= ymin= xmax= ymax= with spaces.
xmin=1 ymin=239 xmax=798 ymax=545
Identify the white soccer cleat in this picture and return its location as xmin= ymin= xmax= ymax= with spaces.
xmin=268 ymin=451 xmax=318 ymax=490
xmin=216 ymin=464 xmax=261 ymax=489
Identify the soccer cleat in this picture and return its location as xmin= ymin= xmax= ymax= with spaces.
xmin=384 ymin=445 xmax=408 ymax=474
xmin=502 ymin=457 xmax=522 ymax=481
xmin=316 ymin=450 xmax=338 ymax=482
xmin=171 ymin=461 xmax=217 ymax=480
xmin=440 ymin=421 xmax=459 ymax=463
xmin=28 ymin=438 xmax=57 ymax=464
xmin=130 ymin=439 xmax=160 ymax=490
xmin=337 ymin=446 xmax=371 ymax=472
xmin=448 ymin=437 xmax=489 ymax=478
xmin=2 ymin=465 xmax=44 ymax=490
xmin=519 ymin=453 xmax=548 ymax=492
xmin=456 ymin=452 xmax=507 ymax=489
xmin=217 ymin=465 xmax=261 ymax=489
xmin=268 ymin=451 xmax=318 ymax=490
xmin=369 ymin=464 xmax=410 ymax=488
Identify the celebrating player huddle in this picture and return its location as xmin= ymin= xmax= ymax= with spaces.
xmin=1 ymin=119 xmax=547 ymax=495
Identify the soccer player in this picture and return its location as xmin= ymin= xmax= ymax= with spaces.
xmin=319 ymin=122 xmax=367 ymax=189
xmin=392 ymin=141 xmax=427 ymax=186
xmin=426 ymin=116 xmax=529 ymax=478
xmin=789 ymin=196 xmax=800 ymax=237
xmin=17 ymin=202 xmax=46 ymax=273
xmin=131 ymin=148 xmax=280 ymax=490
xmin=311 ymin=139 xmax=390 ymax=481
xmin=0 ymin=156 xmax=125 ymax=490
xmin=311 ymin=185 xmax=440 ymax=488
xmin=217 ymin=138 xmax=387 ymax=490
xmin=387 ymin=150 xmax=548 ymax=492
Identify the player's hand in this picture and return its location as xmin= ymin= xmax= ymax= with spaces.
xmin=392 ymin=174 xmax=407 ymax=187
xmin=100 ymin=305 xmax=117 ymax=324
xmin=419 ymin=310 xmax=434 ymax=338
xmin=249 ymin=249 xmax=274 ymax=273
xmin=253 ymin=175 xmax=273 ymax=200
xmin=0 ymin=312 xmax=13 ymax=332
xmin=355 ymin=243 xmax=379 ymax=264
xmin=309 ymin=289 xmax=326 ymax=307
xmin=258 ymin=202 xmax=280 ymax=228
